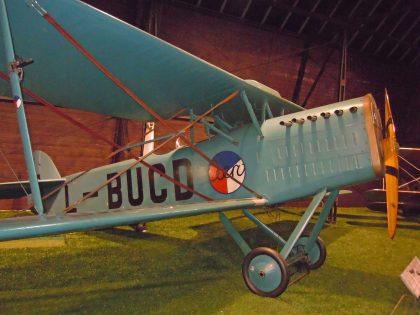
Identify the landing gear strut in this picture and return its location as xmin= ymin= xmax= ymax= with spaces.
xmin=294 ymin=234 xmax=327 ymax=270
xmin=220 ymin=189 xmax=338 ymax=297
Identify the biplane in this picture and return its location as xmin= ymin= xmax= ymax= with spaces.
xmin=0 ymin=0 xmax=399 ymax=297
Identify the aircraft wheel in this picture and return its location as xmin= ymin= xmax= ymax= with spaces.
xmin=130 ymin=223 xmax=147 ymax=233
xmin=295 ymin=235 xmax=326 ymax=269
xmin=242 ymin=247 xmax=289 ymax=297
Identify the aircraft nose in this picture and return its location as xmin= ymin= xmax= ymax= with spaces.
xmin=363 ymin=94 xmax=385 ymax=177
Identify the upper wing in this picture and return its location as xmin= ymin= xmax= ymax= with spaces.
xmin=0 ymin=197 xmax=267 ymax=241
xmin=0 ymin=0 xmax=302 ymax=125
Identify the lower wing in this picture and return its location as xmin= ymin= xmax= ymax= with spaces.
xmin=0 ymin=197 xmax=267 ymax=241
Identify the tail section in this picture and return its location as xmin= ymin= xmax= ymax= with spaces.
xmin=0 ymin=151 xmax=64 ymax=206
xmin=34 ymin=150 xmax=61 ymax=180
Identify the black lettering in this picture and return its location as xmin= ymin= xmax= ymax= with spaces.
xmin=173 ymin=158 xmax=194 ymax=201
xmin=64 ymin=185 xmax=69 ymax=208
xmin=149 ymin=164 xmax=167 ymax=203
xmin=127 ymin=167 xmax=143 ymax=206
xmin=107 ymin=172 xmax=122 ymax=209
xmin=230 ymin=163 xmax=245 ymax=177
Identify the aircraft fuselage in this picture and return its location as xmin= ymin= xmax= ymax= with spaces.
xmin=48 ymin=95 xmax=384 ymax=215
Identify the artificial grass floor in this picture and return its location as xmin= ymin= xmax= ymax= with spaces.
xmin=0 ymin=207 xmax=419 ymax=315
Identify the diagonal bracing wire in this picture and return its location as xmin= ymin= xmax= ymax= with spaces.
xmin=31 ymin=2 xmax=263 ymax=199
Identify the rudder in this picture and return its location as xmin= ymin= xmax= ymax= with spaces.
xmin=34 ymin=150 xmax=61 ymax=180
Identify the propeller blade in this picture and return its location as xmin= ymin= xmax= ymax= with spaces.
xmin=382 ymin=89 xmax=399 ymax=238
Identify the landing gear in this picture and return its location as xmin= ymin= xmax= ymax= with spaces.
xmin=294 ymin=235 xmax=327 ymax=269
xmin=242 ymin=247 xmax=289 ymax=297
xmin=130 ymin=223 xmax=147 ymax=233
xmin=220 ymin=189 xmax=338 ymax=298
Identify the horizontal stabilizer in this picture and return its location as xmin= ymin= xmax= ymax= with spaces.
xmin=0 ymin=198 xmax=266 ymax=241
xmin=0 ymin=179 xmax=65 ymax=199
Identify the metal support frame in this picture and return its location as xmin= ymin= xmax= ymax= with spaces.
xmin=305 ymin=190 xmax=339 ymax=253
xmin=263 ymin=101 xmax=272 ymax=121
xmin=221 ymin=189 xmax=338 ymax=263
xmin=338 ymin=33 xmax=347 ymax=102
xmin=124 ymin=133 xmax=176 ymax=151
xmin=0 ymin=0 xmax=44 ymax=215
xmin=260 ymin=5 xmax=272 ymax=25
xmin=360 ymin=0 xmax=401 ymax=52
xmin=374 ymin=9 xmax=409 ymax=55
xmin=190 ymin=112 xmax=237 ymax=144
xmin=280 ymin=0 xmax=300 ymax=30
xmin=214 ymin=115 xmax=233 ymax=133
xmin=317 ymin=0 xmax=342 ymax=35
xmin=347 ymin=0 xmax=383 ymax=48
xmin=112 ymin=118 xmax=128 ymax=163
xmin=242 ymin=209 xmax=286 ymax=247
xmin=219 ymin=212 xmax=251 ymax=255
xmin=280 ymin=189 xmax=327 ymax=259
xmin=262 ymin=101 xmax=274 ymax=123
xmin=302 ymin=45 xmax=335 ymax=107
xmin=292 ymin=41 xmax=309 ymax=104
xmin=241 ymin=0 xmax=252 ymax=20
xmin=298 ymin=0 xmax=321 ymax=35
xmin=219 ymin=0 xmax=228 ymax=14
xmin=387 ymin=16 xmax=419 ymax=59
xmin=240 ymin=91 xmax=263 ymax=137
xmin=189 ymin=109 xmax=195 ymax=145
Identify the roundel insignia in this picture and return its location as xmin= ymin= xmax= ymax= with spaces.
xmin=13 ymin=96 xmax=22 ymax=108
xmin=208 ymin=151 xmax=246 ymax=194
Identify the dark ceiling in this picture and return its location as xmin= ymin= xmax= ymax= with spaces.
xmin=171 ymin=0 xmax=420 ymax=67
xmin=82 ymin=0 xmax=420 ymax=67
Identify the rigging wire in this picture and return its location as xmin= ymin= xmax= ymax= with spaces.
xmin=0 ymin=70 xmax=214 ymax=206
xmin=399 ymin=155 xmax=420 ymax=173
xmin=63 ymin=90 xmax=239 ymax=212
xmin=230 ymin=40 xmax=335 ymax=73
xmin=0 ymin=69 xmax=239 ymax=210
xmin=398 ymin=166 xmax=420 ymax=187
xmin=0 ymin=146 xmax=29 ymax=197
xmin=33 ymin=5 xmax=263 ymax=199
xmin=397 ymin=155 xmax=420 ymax=189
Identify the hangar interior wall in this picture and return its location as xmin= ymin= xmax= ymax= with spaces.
xmin=0 ymin=2 xmax=418 ymax=209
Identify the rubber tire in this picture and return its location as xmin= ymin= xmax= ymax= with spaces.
xmin=295 ymin=235 xmax=327 ymax=270
xmin=242 ymin=247 xmax=289 ymax=297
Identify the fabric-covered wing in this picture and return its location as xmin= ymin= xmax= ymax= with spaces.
xmin=0 ymin=197 xmax=267 ymax=241
xmin=0 ymin=0 xmax=302 ymax=125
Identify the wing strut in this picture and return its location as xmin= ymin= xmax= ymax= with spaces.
xmin=0 ymin=69 xmax=244 ymax=210
xmin=0 ymin=0 xmax=44 ymax=215
xmin=240 ymin=91 xmax=263 ymax=137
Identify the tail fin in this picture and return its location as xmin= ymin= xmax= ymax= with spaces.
xmin=34 ymin=150 xmax=61 ymax=180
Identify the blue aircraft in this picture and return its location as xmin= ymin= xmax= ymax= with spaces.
xmin=0 ymin=0 xmax=399 ymax=297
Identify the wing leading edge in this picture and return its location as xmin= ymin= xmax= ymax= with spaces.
xmin=0 ymin=0 xmax=302 ymax=126
xmin=0 ymin=197 xmax=267 ymax=241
